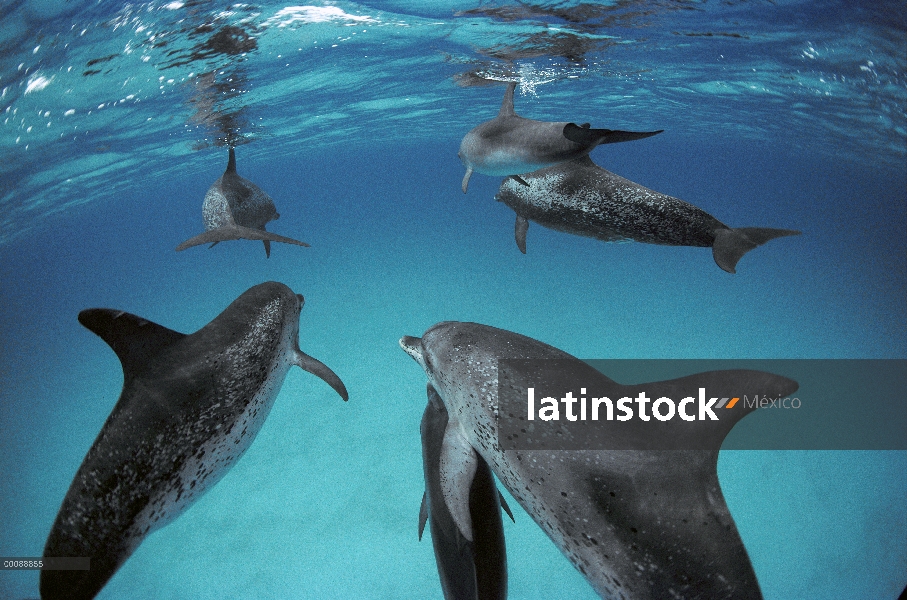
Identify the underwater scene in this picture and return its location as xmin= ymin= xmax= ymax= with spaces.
xmin=1 ymin=0 xmax=905 ymax=598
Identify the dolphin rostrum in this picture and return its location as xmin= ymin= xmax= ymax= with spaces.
xmin=41 ymin=281 xmax=348 ymax=600
xmin=401 ymin=322 xmax=799 ymax=599
xmin=176 ymin=147 xmax=310 ymax=257
xmin=496 ymin=155 xmax=801 ymax=273
xmin=458 ymin=82 xmax=662 ymax=193
xmin=418 ymin=383 xmax=513 ymax=600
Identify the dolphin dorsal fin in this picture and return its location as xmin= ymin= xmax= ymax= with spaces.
xmin=616 ymin=369 xmax=799 ymax=450
xmin=78 ymin=309 xmax=186 ymax=377
xmin=226 ymin=147 xmax=237 ymax=174
xmin=506 ymin=359 xmax=797 ymax=451
xmin=498 ymin=82 xmax=517 ymax=117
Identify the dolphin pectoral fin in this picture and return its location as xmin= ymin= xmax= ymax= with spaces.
xmin=176 ymin=226 xmax=310 ymax=252
xmin=498 ymin=492 xmax=514 ymax=522
xmin=563 ymin=122 xmax=664 ymax=146
xmin=235 ymin=227 xmax=310 ymax=249
xmin=293 ymin=350 xmax=349 ymax=401
xmin=208 ymin=241 xmax=220 ymax=249
xmin=462 ymin=168 xmax=473 ymax=193
xmin=176 ymin=229 xmax=235 ymax=251
xmin=712 ymin=227 xmax=801 ymax=273
xmin=510 ymin=174 xmax=530 ymax=187
xmin=440 ymin=419 xmax=479 ymax=544
xmin=418 ymin=492 xmax=429 ymax=541
xmin=515 ymin=214 xmax=529 ymax=254
xmin=78 ymin=309 xmax=186 ymax=376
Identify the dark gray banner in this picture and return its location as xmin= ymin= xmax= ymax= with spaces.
xmin=0 ymin=557 xmax=90 ymax=570
xmin=497 ymin=359 xmax=907 ymax=450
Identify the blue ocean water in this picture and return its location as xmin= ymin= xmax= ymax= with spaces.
xmin=1 ymin=1 xmax=905 ymax=599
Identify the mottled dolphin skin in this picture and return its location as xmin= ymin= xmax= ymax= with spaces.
xmin=496 ymin=155 xmax=801 ymax=273
xmin=401 ymin=322 xmax=799 ymax=599
xmin=418 ymin=383 xmax=512 ymax=600
xmin=176 ymin=147 xmax=310 ymax=257
xmin=458 ymin=82 xmax=662 ymax=193
xmin=41 ymin=281 xmax=348 ymax=600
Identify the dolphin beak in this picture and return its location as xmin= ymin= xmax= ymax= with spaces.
xmin=399 ymin=335 xmax=426 ymax=370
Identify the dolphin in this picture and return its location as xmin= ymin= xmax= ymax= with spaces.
xmin=400 ymin=322 xmax=799 ymax=599
xmin=495 ymin=155 xmax=801 ymax=273
xmin=458 ymin=82 xmax=662 ymax=193
xmin=418 ymin=383 xmax=513 ymax=600
xmin=175 ymin=147 xmax=310 ymax=257
xmin=41 ymin=281 xmax=348 ymax=600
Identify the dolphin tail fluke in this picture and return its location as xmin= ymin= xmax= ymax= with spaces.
xmin=563 ymin=122 xmax=663 ymax=146
xmin=294 ymin=350 xmax=349 ymax=401
xmin=712 ymin=227 xmax=801 ymax=273
xmin=515 ymin=214 xmax=529 ymax=254
xmin=175 ymin=226 xmax=310 ymax=252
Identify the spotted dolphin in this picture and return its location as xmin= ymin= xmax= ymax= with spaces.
xmin=418 ymin=383 xmax=513 ymax=600
xmin=458 ymin=82 xmax=662 ymax=193
xmin=176 ymin=147 xmax=310 ymax=257
xmin=400 ymin=322 xmax=799 ymax=599
xmin=496 ymin=155 xmax=801 ymax=273
xmin=41 ymin=281 xmax=348 ymax=600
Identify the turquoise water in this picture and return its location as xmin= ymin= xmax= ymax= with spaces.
xmin=1 ymin=1 xmax=905 ymax=599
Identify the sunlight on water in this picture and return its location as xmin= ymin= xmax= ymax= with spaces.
xmin=1 ymin=1 xmax=903 ymax=244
